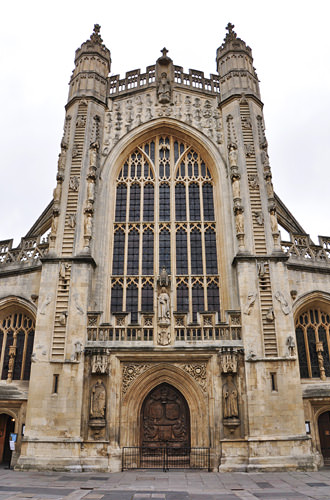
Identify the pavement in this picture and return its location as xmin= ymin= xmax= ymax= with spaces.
xmin=0 ymin=468 xmax=330 ymax=500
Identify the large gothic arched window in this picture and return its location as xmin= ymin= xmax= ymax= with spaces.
xmin=110 ymin=135 xmax=221 ymax=323
xmin=295 ymin=306 xmax=330 ymax=378
xmin=0 ymin=307 xmax=35 ymax=380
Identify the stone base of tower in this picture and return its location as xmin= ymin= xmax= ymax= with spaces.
xmin=219 ymin=436 xmax=317 ymax=472
xmin=15 ymin=441 xmax=122 ymax=472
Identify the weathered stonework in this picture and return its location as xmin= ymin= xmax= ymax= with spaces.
xmin=0 ymin=23 xmax=329 ymax=472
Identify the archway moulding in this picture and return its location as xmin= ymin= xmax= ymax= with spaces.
xmin=120 ymin=363 xmax=210 ymax=448
xmin=0 ymin=296 xmax=37 ymax=318
xmin=293 ymin=290 xmax=330 ymax=317
xmin=100 ymin=117 xmax=226 ymax=185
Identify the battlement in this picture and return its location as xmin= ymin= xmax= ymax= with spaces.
xmin=108 ymin=65 xmax=220 ymax=97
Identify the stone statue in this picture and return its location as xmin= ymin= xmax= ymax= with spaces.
xmin=228 ymin=144 xmax=238 ymax=168
xmin=286 ymin=336 xmax=296 ymax=356
xmin=244 ymin=292 xmax=257 ymax=315
xmin=158 ymin=288 xmax=170 ymax=323
xmin=89 ymin=141 xmax=99 ymax=168
xmin=232 ymin=175 xmax=240 ymax=199
xmin=265 ymin=174 xmax=274 ymax=198
xmin=223 ymin=375 xmax=239 ymax=418
xmin=157 ymin=72 xmax=171 ymax=104
xmin=159 ymin=266 xmax=170 ymax=287
xmin=90 ymin=380 xmax=106 ymax=419
xmin=275 ymin=291 xmax=291 ymax=315
xmin=269 ymin=208 xmax=279 ymax=233
xmin=84 ymin=212 xmax=93 ymax=238
xmin=235 ymin=211 xmax=244 ymax=234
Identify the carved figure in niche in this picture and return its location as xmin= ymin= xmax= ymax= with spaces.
xmin=159 ymin=266 xmax=170 ymax=287
xmin=241 ymin=116 xmax=252 ymax=129
xmin=286 ymin=335 xmax=296 ymax=356
xmin=158 ymin=287 xmax=170 ymax=323
xmin=261 ymin=139 xmax=270 ymax=167
xmin=254 ymin=211 xmax=264 ymax=225
xmin=244 ymin=292 xmax=257 ymax=315
xmin=39 ymin=295 xmax=52 ymax=315
xmin=265 ymin=174 xmax=274 ymax=198
xmin=257 ymin=260 xmax=266 ymax=278
xmin=69 ymin=176 xmax=80 ymax=192
xmin=76 ymin=115 xmax=86 ymax=127
xmin=50 ymin=213 xmax=58 ymax=236
xmin=87 ymin=179 xmax=95 ymax=206
xmin=67 ymin=213 xmax=76 ymax=228
xmin=266 ymin=307 xmax=275 ymax=322
xmin=157 ymin=72 xmax=171 ymax=104
xmin=275 ymin=291 xmax=290 ymax=315
xmin=59 ymin=262 xmax=67 ymax=280
xmin=269 ymin=208 xmax=279 ymax=233
xmin=71 ymin=341 xmax=82 ymax=361
xmin=90 ymin=380 xmax=106 ymax=419
xmin=57 ymin=149 xmax=66 ymax=177
xmin=89 ymin=141 xmax=99 ymax=168
xmin=245 ymin=143 xmax=254 ymax=157
xmin=84 ymin=212 xmax=93 ymax=238
xmin=228 ymin=143 xmax=238 ymax=168
xmin=231 ymin=175 xmax=240 ymax=199
xmin=72 ymin=144 xmax=79 ymax=158
xmin=235 ymin=210 xmax=244 ymax=234
xmin=53 ymin=181 xmax=62 ymax=210
xmin=223 ymin=375 xmax=239 ymax=418
xmin=248 ymin=174 xmax=259 ymax=190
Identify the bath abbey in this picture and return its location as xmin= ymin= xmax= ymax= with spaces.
xmin=0 ymin=24 xmax=330 ymax=472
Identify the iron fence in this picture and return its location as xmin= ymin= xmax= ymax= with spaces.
xmin=122 ymin=446 xmax=210 ymax=471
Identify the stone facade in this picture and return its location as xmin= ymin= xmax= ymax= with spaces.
xmin=0 ymin=24 xmax=329 ymax=472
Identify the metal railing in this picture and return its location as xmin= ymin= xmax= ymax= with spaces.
xmin=122 ymin=446 xmax=210 ymax=471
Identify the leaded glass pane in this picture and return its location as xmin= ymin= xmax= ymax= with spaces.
xmin=142 ymin=283 xmax=154 ymax=312
xmin=159 ymin=230 xmax=171 ymax=272
xmin=115 ymin=184 xmax=127 ymax=222
xmin=111 ymin=283 xmax=123 ymax=312
xmin=177 ymin=283 xmax=189 ymax=312
xmin=176 ymin=229 xmax=188 ymax=274
xmin=127 ymin=229 xmax=139 ymax=275
xmin=142 ymin=229 xmax=154 ymax=275
xmin=143 ymin=183 xmax=154 ymax=221
xmin=112 ymin=229 xmax=125 ymax=275
xmin=307 ymin=326 xmax=319 ymax=377
xmin=159 ymin=183 xmax=170 ymax=221
xmin=295 ymin=326 xmax=309 ymax=378
xmin=190 ymin=229 xmax=203 ymax=275
xmin=207 ymin=282 xmax=220 ymax=314
xmin=203 ymin=183 xmax=215 ymax=220
xmin=129 ymin=184 xmax=141 ymax=221
xmin=192 ymin=284 xmax=204 ymax=322
xmin=13 ymin=331 xmax=25 ymax=380
xmin=175 ymin=183 xmax=186 ymax=221
xmin=189 ymin=184 xmax=200 ymax=221
xmin=205 ymin=229 xmax=218 ymax=274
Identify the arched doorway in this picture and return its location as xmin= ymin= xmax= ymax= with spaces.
xmin=141 ymin=383 xmax=190 ymax=450
xmin=0 ymin=414 xmax=15 ymax=465
xmin=318 ymin=411 xmax=330 ymax=465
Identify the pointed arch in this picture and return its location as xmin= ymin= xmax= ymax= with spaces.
xmin=120 ymin=363 xmax=209 ymax=448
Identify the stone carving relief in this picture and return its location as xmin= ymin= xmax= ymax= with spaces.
xmin=244 ymin=292 xmax=257 ymax=315
xmin=66 ymin=213 xmax=76 ymax=229
xmin=181 ymin=363 xmax=207 ymax=393
xmin=90 ymin=380 xmax=106 ymax=419
xmin=39 ymin=295 xmax=52 ymax=315
xmin=274 ymin=291 xmax=291 ymax=315
xmin=92 ymin=354 xmax=110 ymax=374
xmin=122 ymin=364 xmax=152 ymax=395
xmin=157 ymin=72 xmax=171 ymax=104
xmin=218 ymin=348 xmax=241 ymax=374
xmin=158 ymin=288 xmax=170 ymax=325
xmin=61 ymin=115 xmax=72 ymax=149
xmin=102 ymin=92 xmax=222 ymax=155
xmin=71 ymin=341 xmax=82 ymax=362
xmin=157 ymin=329 xmax=171 ymax=346
xmin=286 ymin=335 xmax=296 ymax=356
xmin=69 ymin=176 xmax=80 ymax=191
xmin=76 ymin=115 xmax=86 ymax=128
xmin=257 ymin=115 xmax=270 ymax=170
xmin=265 ymin=307 xmax=275 ymax=322
xmin=254 ymin=211 xmax=264 ymax=225
xmin=244 ymin=143 xmax=254 ymax=157
xmin=248 ymin=174 xmax=259 ymax=190
xmin=223 ymin=375 xmax=239 ymax=419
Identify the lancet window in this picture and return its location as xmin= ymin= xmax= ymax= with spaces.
xmin=0 ymin=308 xmax=35 ymax=380
xmin=111 ymin=135 xmax=221 ymax=324
xmin=295 ymin=306 xmax=330 ymax=378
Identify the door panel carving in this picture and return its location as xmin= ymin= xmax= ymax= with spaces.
xmin=141 ymin=383 xmax=190 ymax=449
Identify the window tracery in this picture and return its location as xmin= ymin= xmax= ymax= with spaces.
xmin=0 ymin=308 xmax=35 ymax=381
xmin=111 ymin=135 xmax=221 ymax=324
xmin=295 ymin=306 xmax=330 ymax=378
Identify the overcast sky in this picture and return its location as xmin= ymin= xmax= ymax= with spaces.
xmin=1 ymin=0 xmax=329 ymax=246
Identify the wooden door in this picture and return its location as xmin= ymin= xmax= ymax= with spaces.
xmin=141 ymin=383 xmax=190 ymax=449
xmin=318 ymin=411 xmax=330 ymax=462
